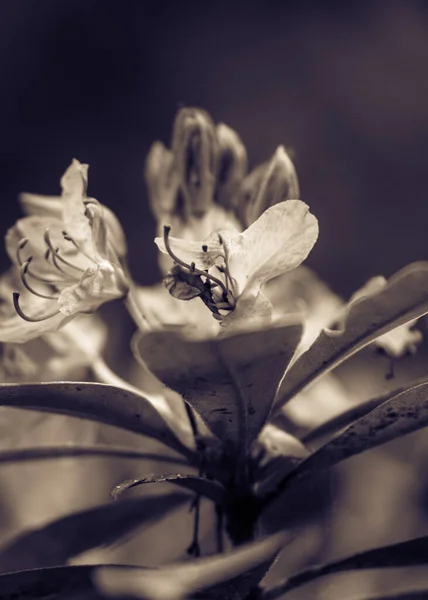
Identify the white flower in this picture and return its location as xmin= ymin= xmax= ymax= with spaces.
xmin=1 ymin=159 xmax=128 ymax=343
xmin=156 ymin=199 xmax=319 ymax=328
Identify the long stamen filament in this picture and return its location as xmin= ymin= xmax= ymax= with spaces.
xmin=22 ymin=255 xmax=71 ymax=285
xmin=62 ymin=231 xmax=97 ymax=264
xmin=163 ymin=226 xmax=231 ymax=300
xmin=44 ymin=229 xmax=85 ymax=273
xmin=13 ymin=293 xmax=60 ymax=322
xmin=20 ymin=262 xmax=59 ymax=300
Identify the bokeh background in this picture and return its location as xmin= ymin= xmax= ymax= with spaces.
xmin=2 ymin=2 xmax=428 ymax=599
xmin=1 ymin=0 xmax=428 ymax=295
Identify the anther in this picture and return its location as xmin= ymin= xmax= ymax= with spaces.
xmin=16 ymin=238 xmax=30 ymax=266
xmin=202 ymin=245 xmax=208 ymax=252
xmin=163 ymin=225 xmax=230 ymax=298
xmin=44 ymin=229 xmax=85 ymax=272
xmin=13 ymin=292 xmax=60 ymax=323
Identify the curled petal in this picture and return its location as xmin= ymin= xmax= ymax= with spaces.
xmin=57 ymin=261 xmax=128 ymax=316
xmin=223 ymin=199 xmax=319 ymax=296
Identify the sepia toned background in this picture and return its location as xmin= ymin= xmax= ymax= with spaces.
xmin=1 ymin=2 xmax=428 ymax=599
xmin=0 ymin=0 xmax=428 ymax=296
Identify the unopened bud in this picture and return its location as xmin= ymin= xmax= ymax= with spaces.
xmin=244 ymin=146 xmax=300 ymax=226
xmin=164 ymin=265 xmax=205 ymax=301
xmin=215 ymin=123 xmax=247 ymax=211
xmin=172 ymin=107 xmax=217 ymax=218
xmin=144 ymin=141 xmax=178 ymax=220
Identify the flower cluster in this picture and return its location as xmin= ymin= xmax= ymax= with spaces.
xmin=0 ymin=107 xmax=427 ymax=600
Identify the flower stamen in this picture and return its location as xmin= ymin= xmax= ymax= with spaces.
xmin=20 ymin=260 xmax=60 ymax=300
xmin=62 ymin=230 xmax=97 ymax=264
xmin=44 ymin=229 xmax=85 ymax=273
xmin=163 ymin=225 xmax=230 ymax=300
xmin=12 ymin=292 xmax=60 ymax=322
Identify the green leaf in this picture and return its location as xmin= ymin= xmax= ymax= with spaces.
xmin=302 ymin=376 xmax=428 ymax=450
xmin=0 ymin=492 xmax=189 ymax=573
xmin=260 ymin=534 xmax=428 ymax=599
xmin=94 ymin=530 xmax=292 ymax=600
xmin=0 ymin=445 xmax=189 ymax=466
xmin=274 ymin=262 xmax=428 ymax=414
xmin=135 ymin=322 xmax=302 ymax=452
xmin=111 ymin=473 xmax=228 ymax=506
xmin=0 ymin=382 xmax=196 ymax=461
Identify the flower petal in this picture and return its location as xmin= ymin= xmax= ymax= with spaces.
xmin=223 ymin=199 xmax=318 ymax=296
xmin=19 ymin=193 xmax=63 ymax=219
xmin=155 ymin=234 xmax=223 ymax=271
xmin=60 ymin=159 xmax=94 ymax=250
xmin=57 ymin=260 xmax=128 ymax=316
xmin=0 ymin=310 xmax=67 ymax=344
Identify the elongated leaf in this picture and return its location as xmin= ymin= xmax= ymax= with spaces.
xmin=0 ymin=492 xmax=189 ymax=573
xmin=275 ymin=262 xmax=428 ymax=413
xmin=302 ymin=376 xmax=428 ymax=450
xmin=349 ymin=594 xmax=428 ymax=600
xmin=95 ymin=530 xmax=292 ymax=600
xmin=0 ymin=382 xmax=195 ymax=460
xmin=288 ymin=381 xmax=428 ymax=480
xmin=112 ymin=473 xmax=228 ymax=505
xmin=263 ymin=382 xmax=428 ymax=509
xmin=135 ymin=322 xmax=302 ymax=451
xmin=0 ymin=564 xmax=100 ymax=600
xmin=261 ymin=534 xmax=428 ymax=599
xmin=0 ymin=445 xmax=188 ymax=466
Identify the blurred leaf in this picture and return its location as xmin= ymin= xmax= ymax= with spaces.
xmin=95 ymin=530 xmax=292 ymax=600
xmin=0 ymin=564 xmax=101 ymax=600
xmin=349 ymin=594 xmax=428 ymax=600
xmin=135 ymin=322 xmax=302 ymax=452
xmin=0 ymin=492 xmax=189 ymax=573
xmin=275 ymin=262 xmax=428 ymax=413
xmin=287 ymin=381 xmax=428 ymax=480
xmin=112 ymin=473 xmax=228 ymax=505
xmin=302 ymin=376 xmax=428 ymax=450
xmin=0 ymin=445 xmax=189 ymax=466
xmin=263 ymin=382 xmax=428 ymax=508
xmin=0 ymin=382 xmax=196 ymax=460
xmin=260 ymin=534 xmax=428 ymax=598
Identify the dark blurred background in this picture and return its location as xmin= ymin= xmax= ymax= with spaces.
xmin=1 ymin=0 xmax=428 ymax=296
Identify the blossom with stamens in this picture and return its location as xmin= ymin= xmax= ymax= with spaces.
xmin=156 ymin=199 xmax=319 ymax=329
xmin=0 ymin=159 xmax=128 ymax=343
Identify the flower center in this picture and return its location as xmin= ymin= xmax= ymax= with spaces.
xmin=162 ymin=225 xmax=237 ymax=319
xmin=13 ymin=228 xmax=95 ymax=322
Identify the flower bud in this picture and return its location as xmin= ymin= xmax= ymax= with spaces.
xmin=144 ymin=141 xmax=179 ymax=220
xmin=243 ymin=146 xmax=300 ymax=226
xmin=215 ymin=123 xmax=247 ymax=210
xmin=172 ymin=107 xmax=218 ymax=218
